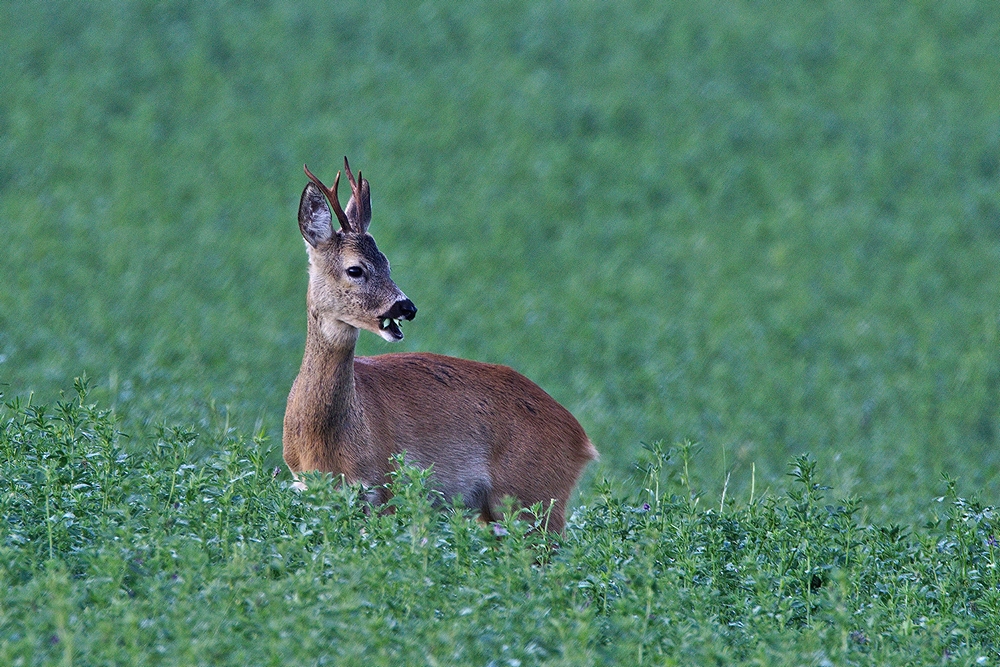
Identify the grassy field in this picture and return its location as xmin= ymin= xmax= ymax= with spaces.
xmin=2 ymin=386 xmax=998 ymax=664
xmin=2 ymin=0 xmax=1000 ymax=662
xmin=3 ymin=0 xmax=1000 ymax=510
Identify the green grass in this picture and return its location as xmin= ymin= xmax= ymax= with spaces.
xmin=2 ymin=0 xmax=1000 ymax=661
xmin=0 ymin=0 xmax=997 ymax=509
xmin=2 ymin=0 xmax=1000 ymax=512
xmin=2 ymin=384 xmax=998 ymax=664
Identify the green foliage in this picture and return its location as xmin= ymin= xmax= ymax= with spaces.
xmin=3 ymin=3 xmax=1000 ymax=659
xmin=2 ymin=386 xmax=998 ymax=665
xmin=2 ymin=0 xmax=1000 ymax=518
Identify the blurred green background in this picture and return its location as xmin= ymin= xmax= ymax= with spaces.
xmin=2 ymin=0 xmax=998 ymax=518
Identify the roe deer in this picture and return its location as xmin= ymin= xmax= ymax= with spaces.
xmin=282 ymin=157 xmax=597 ymax=532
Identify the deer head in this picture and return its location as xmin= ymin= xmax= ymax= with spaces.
xmin=297 ymin=157 xmax=416 ymax=343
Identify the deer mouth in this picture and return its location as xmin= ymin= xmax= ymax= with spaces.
xmin=378 ymin=317 xmax=405 ymax=341
xmin=378 ymin=296 xmax=417 ymax=343
xmin=376 ymin=299 xmax=416 ymax=342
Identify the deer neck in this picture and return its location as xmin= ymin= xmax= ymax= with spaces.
xmin=283 ymin=301 xmax=382 ymax=485
xmin=297 ymin=305 xmax=369 ymax=447
xmin=303 ymin=305 xmax=360 ymax=398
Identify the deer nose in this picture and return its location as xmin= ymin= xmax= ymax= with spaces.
xmin=389 ymin=298 xmax=417 ymax=321
xmin=398 ymin=299 xmax=417 ymax=320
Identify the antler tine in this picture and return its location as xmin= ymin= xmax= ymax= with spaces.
xmin=303 ymin=164 xmax=350 ymax=231
xmin=343 ymin=156 xmax=361 ymax=201
xmin=341 ymin=156 xmax=372 ymax=231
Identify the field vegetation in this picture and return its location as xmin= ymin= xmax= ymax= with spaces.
xmin=2 ymin=0 xmax=1000 ymax=663
xmin=2 ymin=384 xmax=998 ymax=664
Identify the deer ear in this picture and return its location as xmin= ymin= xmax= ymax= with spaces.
xmin=298 ymin=183 xmax=334 ymax=247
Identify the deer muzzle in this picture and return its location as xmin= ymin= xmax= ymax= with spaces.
xmin=378 ymin=298 xmax=417 ymax=340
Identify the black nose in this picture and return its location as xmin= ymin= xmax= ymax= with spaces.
xmin=389 ymin=298 xmax=417 ymax=321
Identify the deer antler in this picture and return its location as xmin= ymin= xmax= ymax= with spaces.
xmin=303 ymin=164 xmax=351 ymax=231
xmin=342 ymin=156 xmax=372 ymax=231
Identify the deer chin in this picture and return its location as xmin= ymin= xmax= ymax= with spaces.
xmin=376 ymin=316 xmax=404 ymax=341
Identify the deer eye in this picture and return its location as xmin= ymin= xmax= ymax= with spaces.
xmin=346 ymin=266 xmax=365 ymax=279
